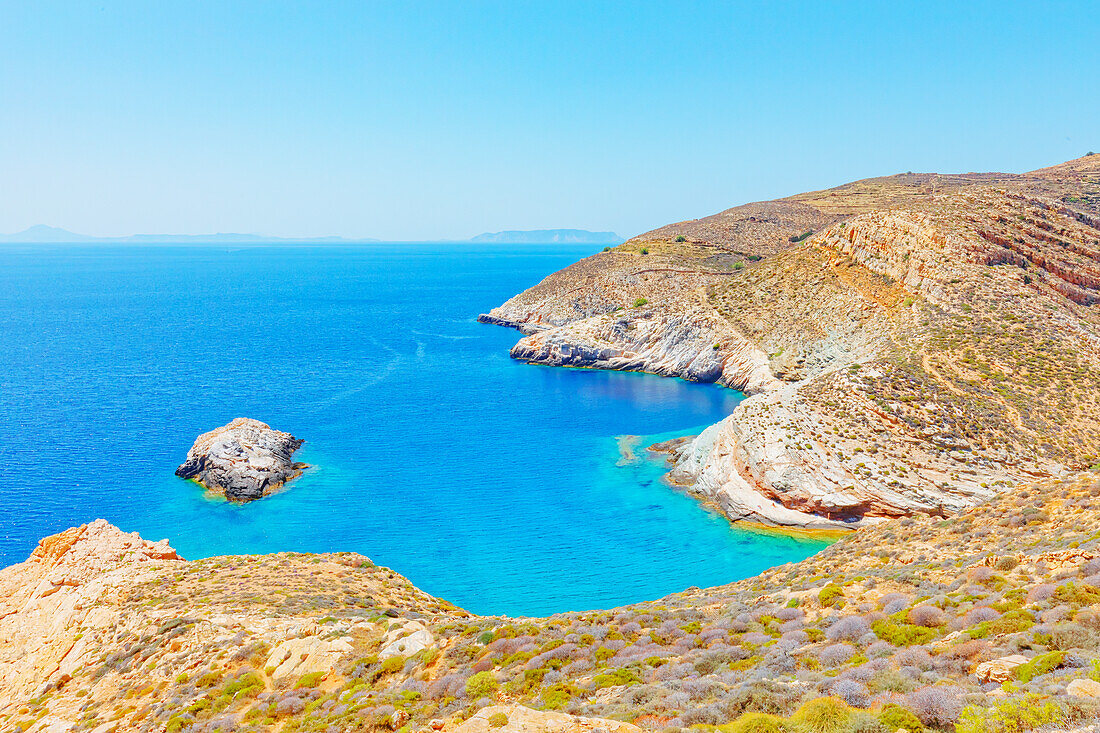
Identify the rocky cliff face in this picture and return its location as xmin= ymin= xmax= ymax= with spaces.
xmin=481 ymin=156 xmax=1100 ymax=528
xmin=175 ymin=418 xmax=307 ymax=502
xmin=0 ymin=520 xmax=461 ymax=733
xmin=0 ymin=520 xmax=182 ymax=709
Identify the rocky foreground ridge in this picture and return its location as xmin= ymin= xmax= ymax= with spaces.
xmin=2 ymin=471 xmax=1100 ymax=733
xmin=479 ymin=156 xmax=1100 ymax=529
xmin=175 ymin=419 xmax=307 ymax=502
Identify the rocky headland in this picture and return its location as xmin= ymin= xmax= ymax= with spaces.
xmin=175 ymin=418 xmax=307 ymax=502
xmin=480 ymin=156 xmax=1100 ymax=530
xmin=2 ymin=471 xmax=1099 ymax=733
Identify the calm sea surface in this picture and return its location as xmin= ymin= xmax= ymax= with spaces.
xmin=0 ymin=243 xmax=827 ymax=615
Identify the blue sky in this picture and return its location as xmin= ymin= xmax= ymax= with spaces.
xmin=1 ymin=1 xmax=1097 ymax=240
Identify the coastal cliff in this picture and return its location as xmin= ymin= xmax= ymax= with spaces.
xmin=481 ymin=156 xmax=1100 ymax=529
xmin=2 ymin=471 xmax=1099 ymax=732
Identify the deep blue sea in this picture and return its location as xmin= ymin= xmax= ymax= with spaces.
xmin=0 ymin=243 xmax=827 ymax=616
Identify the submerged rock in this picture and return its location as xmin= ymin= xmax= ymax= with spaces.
xmin=175 ymin=417 xmax=306 ymax=502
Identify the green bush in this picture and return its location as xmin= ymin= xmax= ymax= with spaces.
xmin=224 ymin=671 xmax=264 ymax=699
xmin=674 ymin=235 xmax=687 ymax=242
xmin=871 ymin=619 xmax=938 ymax=646
xmin=956 ymin=694 xmax=1064 ymax=733
xmin=1015 ymin=651 xmax=1065 ymax=682
xmin=540 ymin=684 xmax=573 ymax=709
xmin=196 ymin=671 xmax=222 ymax=688
xmin=488 ymin=712 xmax=509 ymax=728
xmin=818 ymin=585 xmax=845 ymax=608
xmin=592 ymin=666 xmax=642 ymax=688
xmin=727 ymin=712 xmax=787 ymax=733
xmin=633 ymin=297 xmax=649 ymax=308
xmin=466 ymin=671 xmax=498 ymax=699
xmin=1053 ymin=582 xmax=1100 ymax=607
xmin=295 ymin=671 xmax=325 ymax=688
xmin=380 ymin=655 xmax=406 ymax=674
xmin=985 ymin=610 xmax=1035 ymax=636
xmin=790 ymin=697 xmax=853 ymax=733
xmin=877 ymin=704 xmax=924 ymax=733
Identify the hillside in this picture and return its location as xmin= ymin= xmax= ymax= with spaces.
xmin=479 ymin=156 xmax=1100 ymax=529
xmin=2 ymin=472 xmax=1099 ymax=733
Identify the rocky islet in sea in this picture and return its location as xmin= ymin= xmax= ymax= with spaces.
xmin=175 ymin=417 xmax=307 ymax=502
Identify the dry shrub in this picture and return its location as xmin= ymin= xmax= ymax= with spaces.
xmin=907 ymin=606 xmax=947 ymax=628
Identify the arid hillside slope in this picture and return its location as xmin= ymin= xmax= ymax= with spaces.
xmin=3 ymin=472 xmax=1100 ymax=733
xmin=479 ymin=156 xmax=1100 ymax=529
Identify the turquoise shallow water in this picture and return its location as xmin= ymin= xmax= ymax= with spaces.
xmin=0 ymin=243 xmax=828 ymax=615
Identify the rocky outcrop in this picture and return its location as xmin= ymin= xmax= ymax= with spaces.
xmin=0 ymin=521 xmax=455 ymax=730
xmin=509 ymin=302 xmax=780 ymax=393
xmin=975 ymin=655 xmax=1029 ymax=684
xmin=379 ymin=619 xmax=434 ymax=659
xmin=175 ymin=417 xmax=307 ymax=502
xmin=0 ymin=520 xmax=182 ymax=704
xmin=656 ymin=369 xmax=1031 ymax=529
xmin=1067 ymin=678 xmax=1100 ymax=698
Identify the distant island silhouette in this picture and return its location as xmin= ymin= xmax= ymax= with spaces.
xmin=0 ymin=224 xmax=622 ymax=245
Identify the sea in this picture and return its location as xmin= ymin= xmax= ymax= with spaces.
xmin=0 ymin=242 xmax=829 ymax=616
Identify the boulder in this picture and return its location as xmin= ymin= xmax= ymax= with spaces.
xmin=379 ymin=620 xmax=433 ymax=659
xmin=176 ymin=417 xmax=307 ymax=501
xmin=1067 ymin=678 xmax=1100 ymax=698
xmin=264 ymin=635 xmax=352 ymax=682
xmin=975 ymin=654 xmax=1029 ymax=683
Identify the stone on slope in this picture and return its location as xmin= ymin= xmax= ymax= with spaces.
xmin=264 ymin=635 xmax=353 ymax=683
xmin=975 ymin=654 xmax=1029 ymax=683
xmin=379 ymin=619 xmax=433 ymax=659
xmin=1067 ymin=678 xmax=1100 ymax=698
xmin=175 ymin=417 xmax=307 ymax=502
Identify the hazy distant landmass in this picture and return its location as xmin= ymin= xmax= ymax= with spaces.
xmin=1 ymin=225 xmax=101 ymax=243
xmin=0 ymin=225 xmax=623 ymax=245
xmin=0 ymin=225 xmax=378 ymax=244
xmin=469 ymin=229 xmax=623 ymax=244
